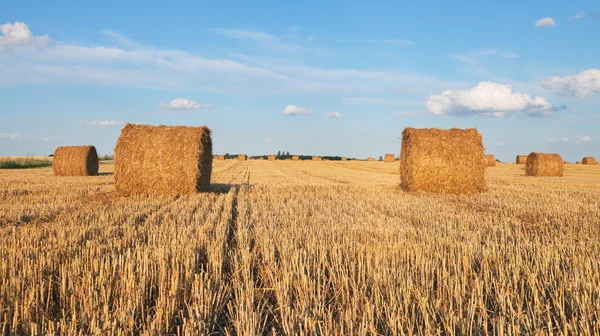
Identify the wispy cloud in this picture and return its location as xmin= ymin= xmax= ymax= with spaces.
xmin=542 ymin=69 xmax=600 ymax=97
xmin=324 ymin=111 xmax=341 ymax=118
xmin=572 ymin=11 xmax=600 ymax=20
xmin=264 ymin=138 xmax=272 ymax=143
xmin=546 ymin=137 xmax=569 ymax=143
xmin=283 ymin=104 xmax=313 ymax=115
xmin=211 ymin=28 xmax=276 ymax=42
xmin=497 ymin=141 xmax=507 ymax=146
xmin=0 ymin=132 xmax=29 ymax=140
xmin=576 ymin=135 xmax=592 ymax=144
xmin=77 ymin=120 xmax=124 ymax=127
xmin=535 ymin=17 xmax=556 ymax=27
xmin=159 ymin=98 xmax=210 ymax=110
xmin=573 ymin=11 xmax=586 ymax=20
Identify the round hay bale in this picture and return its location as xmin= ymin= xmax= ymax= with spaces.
xmin=384 ymin=154 xmax=395 ymax=163
xmin=516 ymin=155 xmax=527 ymax=164
xmin=53 ymin=145 xmax=99 ymax=176
xmin=216 ymin=155 xmax=225 ymax=160
xmin=268 ymin=155 xmax=276 ymax=161
xmin=400 ymin=127 xmax=486 ymax=194
xmin=486 ymin=154 xmax=496 ymax=167
xmin=292 ymin=155 xmax=299 ymax=161
xmin=582 ymin=157 xmax=598 ymax=165
xmin=312 ymin=156 xmax=322 ymax=161
xmin=367 ymin=157 xmax=376 ymax=161
xmin=114 ymin=124 xmax=212 ymax=196
xmin=525 ymin=153 xmax=563 ymax=177
xmin=238 ymin=154 xmax=247 ymax=161
xmin=341 ymin=157 xmax=347 ymax=161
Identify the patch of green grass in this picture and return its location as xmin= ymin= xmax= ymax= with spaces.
xmin=0 ymin=160 xmax=53 ymax=169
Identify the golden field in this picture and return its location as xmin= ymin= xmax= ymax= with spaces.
xmin=1 ymin=160 xmax=600 ymax=335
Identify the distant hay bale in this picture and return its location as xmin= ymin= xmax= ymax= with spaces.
xmin=268 ymin=155 xmax=276 ymax=161
xmin=576 ymin=162 xmax=581 ymax=165
xmin=341 ymin=157 xmax=347 ymax=161
xmin=516 ymin=155 xmax=527 ymax=164
xmin=257 ymin=157 xmax=264 ymax=161
xmin=367 ymin=157 xmax=376 ymax=161
xmin=525 ymin=153 xmax=564 ymax=177
xmin=292 ymin=155 xmax=299 ymax=161
xmin=486 ymin=154 xmax=496 ymax=167
xmin=384 ymin=154 xmax=395 ymax=163
xmin=114 ymin=124 xmax=212 ymax=195
xmin=582 ymin=157 xmax=598 ymax=165
xmin=238 ymin=154 xmax=247 ymax=161
xmin=216 ymin=155 xmax=225 ymax=160
xmin=312 ymin=156 xmax=322 ymax=161
xmin=53 ymin=145 xmax=99 ymax=176
xmin=400 ymin=127 xmax=485 ymax=194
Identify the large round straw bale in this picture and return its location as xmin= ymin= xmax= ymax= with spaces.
xmin=384 ymin=154 xmax=395 ymax=163
xmin=582 ymin=157 xmax=598 ymax=165
xmin=292 ymin=155 xmax=299 ymax=161
xmin=400 ymin=127 xmax=486 ymax=194
xmin=52 ymin=145 xmax=99 ymax=176
xmin=268 ymin=155 xmax=276 ymax=161
xmin=516 ymin=155 xmax=527 ymax=164
xmin=525 ymin=153 xmax=563 ymax=177
xmin=114 ymin=124 xmax=212 ymax=196
xmin=486 ymin=154 xmax=496 ymax=167
xmin=238 ymin=154 xmax=247 ymax=161
xmin=312 ymin=156 xmax=322 ymax=161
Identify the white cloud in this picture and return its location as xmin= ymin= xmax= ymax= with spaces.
xmin=283 ymin=104 xmax=313 ymax=115
xmin=573 ymin=11 xmax=586 ymax=20
xmin=497 ymin=141 xmax=507 ymax=146
xmin=159 ymin=98 xmax=210 ymax=110
xmin=78 ymin=120 xmax=124 ymax=127
xmin=425 ymin=82 xmax=555 ymax=117
xmin=474 ymin=48 xmax=520 ymax=59
xmin=324 ymin=111 xmax=341 ymax=118
xmin=0 ymin=133 xmax=28 ymax=140
xmin=211 ymin=28 xmax=276 ymax=42
xmin=0 ymin=22 xmax=49 ymax=48
xmin=264 ymin=138 xmax=272 ymax=143
xmin=546 ymin=137 xmax=569 ymax=143
xmin=535 ymin=17 xmax=556 ymax=27
xmin=542 ymin=69 xmax=600 ymax=97
xmin=576 ymin=135 xmax=592 ymax=144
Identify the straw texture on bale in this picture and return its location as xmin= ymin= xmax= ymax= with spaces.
xmin=516 ymin=155 xmax=527 ymax=164
xmin=400 ymin=127 xmax=486 ymax=194
xmin=114 ymin=124 xmax=212 ymax=196
xmin=525 ymin=153 xmax=564 ymax=177
xmin=292 ymin=156 xmax=299 ymax=161
xmin=582 ymin=157 xmax=598 ymax=165
xmin=312 ymin=156 xmax=322 ymax=161
xmin=238 ymin=154 xmax=247 ymax=161
xmin=384 ymin=154 xmax=395 ymax=163
xmin=486 ymin=154 xmax=496 ymax=167
xmin=367 ymin=157 xmax=376 ymax=161
xmin=268 ymin=155 xmax=276 ymax=161
xmin=53 ymin=145 xmax=99 ymax=176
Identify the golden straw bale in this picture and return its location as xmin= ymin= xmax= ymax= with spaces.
xmin=292 ymin=155 xmax=299 ymax=161
xmin=400 ymin=127 xmax=486 ymax=194
xmin=582 ymin=157 xmax=599 ymax=165
xmin=341 ymin=157 xmax=347 ymax=161
xmin=486 ymin=154 xmax=496 ymax=167
xmin=268 ymin=155 xmax=276 ymax=161
xmin=312 ymin=156 xmax=322 ymax=161
xmin=516 ymin=155 xmax=527 ymax=164
xmin=52 ymin=146 xmax=99 ymax=176
xmin=216 ymin=155 xmax=225 ymax=160
xmin=367 ymin=157 xmax=376 ymax=161
xmin=525 ymin=153 xmax=564 ymax=177
xmin=238 ymin=154 xmax=247 ymax=161
xmin=114 ymin=124 xmax=212 ymax=195
xmin=576 ymin=162 xmax=581 ymax=164
xmin=384 ymin=154 xmax=395 ymax=163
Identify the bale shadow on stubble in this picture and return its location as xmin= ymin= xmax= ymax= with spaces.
xmin=209 ymin=183 xmax=252 ymax=194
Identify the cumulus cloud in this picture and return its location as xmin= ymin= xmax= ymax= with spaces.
xmin=542 ymin=69 xmax=600 ymax=97
xmin=0 ymin=22 xmax=49 ymax=48
xmin=78 ymin=120 xmax=124 ymax=127
xmin=324 ymin=111 xmax=341 ymax=118
xmin=159 ymin=98 xmax=210 ymax=110
xmin=576 ymin=135 xmax=592 ymax=144
xmin=535 ymin=17 xmax=556 ymax=27
xmin=0 ymin=133 xmax=28 ymax=140
xmin=425 ymin=82 xmax=555 ymax=117
xmin=283 ymin=104 xmax=313 ymax=115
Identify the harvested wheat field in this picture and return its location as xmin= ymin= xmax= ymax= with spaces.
xmin=1 ymin=160 xmax=600 ymax=334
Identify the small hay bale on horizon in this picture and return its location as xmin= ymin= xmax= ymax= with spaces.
xmin=238 ymin=154 xmax=247 ymax=161
xmin=268 ymin=155 xmax=276 ymax=161
xmin=384 ymin=154 xmax=395 ymax=163
xmin=486 ymin=154 xmax=496 ymax=167
xmin=516 ymin=155 xmax=527 ymax=164
xmin=292 ymin=155 xmax=299 ymax=161
xmin=367 ymin=157 xmax=376 ymax=161
xmin=114 ymin=123 xmax=212 ymax=195
xmin=400 ymin=127 xmax=486 ymax=194
xmin=341 ymin=157 xmax=347 ymax=161
xmin=215 ymin=155 xmax=225 ymax=160
xmin=53 ymin=145 xmax=99 ymax=176
xmin=582 ymin=157 xmax=599 ymax=165
xmin=312 ymin=156 xmax=322 ymax=161
xmin=525 ymin=153 xmax=563 ymax=177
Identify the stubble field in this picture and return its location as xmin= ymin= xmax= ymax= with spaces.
xmin=1 ymin=160 xmax=600 ymax=335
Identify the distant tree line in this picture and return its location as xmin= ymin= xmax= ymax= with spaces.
xmin=216 ymin=152 xmax=358 ymax=161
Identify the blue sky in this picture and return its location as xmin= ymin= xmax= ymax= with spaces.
xmin=1 ymin=0 xmax=599 ymax=161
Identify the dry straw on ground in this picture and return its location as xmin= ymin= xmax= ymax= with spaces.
xmin=384 ymin=154 xmax=395 ymax=163
xmin=268 ymin=155 xmax=276 ymax=161
xmin=516 ymin=155 xmax=527 ymax=164
xmin=114 ymin=123 xmax=212 ymax=195
xmin=52 ymin=145 xmax=99 ymax=176
xmin=292 ymin=156 xmax=299 ymax=161
xmin=486 ymin=154 xmax=496 ymax=167
xmin=312 ymin=156 xmax=322 ymax=161
xmin=525 ymin=153 xmax=564 ymax=177
xmin=238 ymin=154 xmax=247 ymax=161
xmin=582 ymin=157 xmax=598 ymax=165
xmin=400 ymin=127 xmax=486 ymax=194
xmin=367 ymin=157 xmax=376 ymax=161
